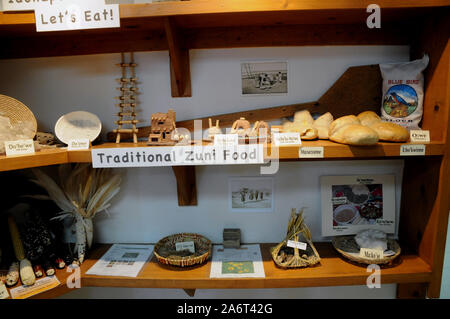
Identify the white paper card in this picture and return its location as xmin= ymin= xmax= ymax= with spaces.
xmin=287 ymin=240 xmax=307 ymax=251
xmin=410 ymin=130 xmax=430 ymax=143
xmin=272 ymin=133 xmax=301 ymax=146
xmin=85 ymin=244 xmax=154 ymax=277
xmin=210 ymin=244 xmax=265 ymax=278
xmin=0 ymin=284 xmax=9 ymax=299
xmin=359 ymin=248 xmax=384 ymax=260
xmin=92 ymin=144 xmax=264 ymax=168
xmin=35 ymin=2 xmax=120 ymax=32
xmin=214 ymin=134 xmax=238 ymax=147
xmin=175 ymin=241 xmax=195 ymax=254
xmin=400 ymin=144 xmax=426 ymax=156
xmin=4 ymin=139 xmax=35 ymax=156
xmin=2 ymin=0 xmax=104 ymax=12
xmin=299 ymin=146 xmax=324 ymax=158
xmin=68 ymin=138 xmax=90 ymax=150
xmin=10 ymin=276 xmax=60 ymax=299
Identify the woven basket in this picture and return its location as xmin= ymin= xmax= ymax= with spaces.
xmin=332 ymin=235 xmax=401 ymax=265
xmin=271 ymin=208 xmax=321 ymax=269
xmin=0 ymin=94 xmax=37 ymax=138
xmin=154 ymin=233 xmax=212 ymax=267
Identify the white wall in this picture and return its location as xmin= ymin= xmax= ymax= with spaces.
xmin=0 ymin=46 xmax=410 ymax=299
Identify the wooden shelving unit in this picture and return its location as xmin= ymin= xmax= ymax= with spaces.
xmin=0 ymin=0 xmax=449 ymax=299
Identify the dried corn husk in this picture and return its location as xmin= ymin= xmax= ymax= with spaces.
xmin=30 ymin=164 xmax=121 ymax=264
xmin=271 ymin=208 xmax=320 ymax=268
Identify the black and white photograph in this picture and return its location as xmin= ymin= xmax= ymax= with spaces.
xmin=229 ymin=177 xmax=274 ymax=212
xmin=241 ymin=61 xmax=288 ymax=95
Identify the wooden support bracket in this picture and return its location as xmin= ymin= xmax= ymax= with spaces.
xmin=164 ymin=17 xmax=192 ymax=97
xmin=183 ymin=289 xmax=196 ymax=297
xmin=172 ymin=166 xmax=197 ymax=206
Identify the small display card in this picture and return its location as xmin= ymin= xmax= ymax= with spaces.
xmin=175 ymin=241 xmax=195 ymax=254
xmin=214 ymin=134 xmax=238 ymax=147
xmin=287 ymin=240 xmax=307 ymax=251
xmin=10 ymin=276 xmax=60 ymax=299
xmin=400 ymin=144 xmax=426 ymax=156
xmin=68 ymin=139 xmax=90 ymax=150
xmin=272 ymin=133 xmax=301 ymax=146
xmin=409 ymin=130 xmax=430 ymax=143
xmin=4 ymin=139 xmax=35 ymax=156
xmin=359 ymin=248 xmax=384 ymax=260
xmin=0 ymin=284 xmax=9 ymax=299
xmin=299 ymin=146 xmax=324 ymax=158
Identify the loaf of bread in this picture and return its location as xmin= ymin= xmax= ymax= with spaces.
xmin=282 ymin=122 xmax=318 ymax=140
xmin=329 ymin=115 xmax=379 ymax=145
xmin=313 ymin=112 xmax=333 ymax=139
xmin=357 ymin=111 xmax=409 ymax=142
xmin=293 ymin=110 xmax=314 ymax=125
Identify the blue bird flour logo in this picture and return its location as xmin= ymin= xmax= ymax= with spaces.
xmin=383 ymin=84 xmax=418 ymax=118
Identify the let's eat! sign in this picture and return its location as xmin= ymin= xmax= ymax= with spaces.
xmin=2 ymin=0 xmax=120 ymax=32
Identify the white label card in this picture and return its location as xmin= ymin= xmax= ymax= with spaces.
xmin=0 ymin=284 xmax=9 ymax=299
xmin=287 ymin=240 xmax=307 ymax=251
xmin=4 ymin=139 xmax=35 ymax=156
xmin=299 ymin=146 xmax=324 ymax=158
xmin=68 ymin=139 xmax=90 ymax=150
xmin=272 ymin=133 xmax=301 ymax=146
xmin=214 ymin=134 xmax=238 ymax=147
xmin=175 ymin=241 xmax=195 ymax=254
xmin=2 ymin=0 xmax=104 ymax=11
xmin=400 ymin=144 xmax=426 ymax=156
xmin=410 ymin=130 xmax=430 ymax=143
xmin=359 ymin=248 xmax=384 ymax=260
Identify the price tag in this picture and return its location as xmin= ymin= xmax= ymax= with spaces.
xmin=410 ymin=130 xmax=430 ymax=143
xmin=175 ymin=241 xmax=195 ymax=254
xmin=214 ymin=134 xmax=238 ymax=147
xmin=287 ymin=240 xmax=307 ymax=251
xmin=272 ymin=133 xmax=301 ymax=146
xmin=299 ymin=146 xmax=324 ymax=158
xmin=332 ymin=197 xmax=347 ymax=205
xmin=359 ymin=248 xmax=384 ymax=260
xmin=400 ymin=144 xmax=426 ymax=156
xmin=68 ymin=139 xmax=90 ymax=150
xmin=4 ymin=139 xmax=35 ymax=156
xmin=0 ymin=284 xmax=9 ymax=299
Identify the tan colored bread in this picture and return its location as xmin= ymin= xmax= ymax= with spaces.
xmin=370 ymin=122 xmax=409 ymax=142
xmin=357 ymin=111 xmax=381 ymax=127
xmin=282 ymin=122 xmax=318 ymax=140
xmin=330 ymin=124 xmax=379 ymax=146
xmin=329 ymin=115 xmax=360 ymax=137
xmin=293 ymin=110 xmax=314 ymax=125
xmin=313 ymin=112 xmax=334 ymax=139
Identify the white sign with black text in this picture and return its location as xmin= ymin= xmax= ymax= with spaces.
xmin=68 ymin=138 xmax=90 ymax=150
xmin=409 ymin=130 xmax=430 ymax=143
xmin=400 ymin=144 xmax=426 ymax=156
xmin=92 ymin=144 xmax=265 ymax=168
xmin=272 ymin=132 xmax=301 ymax=146
xmin=4 ymin=139 xmax=35 ymax=156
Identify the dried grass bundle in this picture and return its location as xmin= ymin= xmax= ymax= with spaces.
xmin=31 ymin=164 xmax=121 ymax=263
xmin=271 ymin=208 xmax=320 ymax=268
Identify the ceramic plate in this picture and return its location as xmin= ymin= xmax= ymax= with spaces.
xmin=55 ymin=111 xmax=102 ymax=145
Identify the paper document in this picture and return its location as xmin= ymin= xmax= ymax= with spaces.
xmin=86 ymin=244 xmax=154 ymax=277
xmin=210 ymin=244 xmax=265 ymax=278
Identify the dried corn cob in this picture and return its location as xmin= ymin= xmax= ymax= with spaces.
xmin=42 ymin=259 xmax=55 ymax=276
xmin=8 ymin=217 xmax=36 ymax=286
xmin=6 ymin=261 xmax=19 ymax=287
xmin=33 ymin=264 xmax=44 ymax=278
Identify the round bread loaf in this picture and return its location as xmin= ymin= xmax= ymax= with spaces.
xmin=329 ymin=115 xmax=360 ymax=136
xmin=370 ymin=122 xmax=409 ymax=142
xmin=329 ymin=124 xmax=379 ymax=146
xmin=357 ymin=111 xmax=381 ymax=127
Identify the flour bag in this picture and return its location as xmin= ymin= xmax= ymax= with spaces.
xmin=379 ymin=55 xmax=429 ymax=129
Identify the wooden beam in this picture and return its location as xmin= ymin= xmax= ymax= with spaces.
xmin=396 ymin=283 xmax=427 ymax=299
xmin=164 ymin=17 xmax=191 ymax=97
xmin=172 ymin=166 xmax=197 ymax=206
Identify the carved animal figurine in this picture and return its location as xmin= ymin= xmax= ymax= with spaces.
xmin=207 ymin=118 xmax=222 ymax=141
xmin=148 ymin=109 xmax=177 ymax=145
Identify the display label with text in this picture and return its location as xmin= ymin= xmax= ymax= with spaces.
xmin=272 ymin=133 xmax=301 ymax=146
xmin=400 ymin=144 xmax=426 ymax=156
xmin=359 ymin=248 xmax=384 ymax=260
xmin=5 ymin=139 xmax=35 ymax=156
xmin=68 ymin=139 xmax=90 ymax=150
xmin=299 ymin=146 xmax=324 ymax=158
xmin=409 ymin=130 xmax=430 ymax=143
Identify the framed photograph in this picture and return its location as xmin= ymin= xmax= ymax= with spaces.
xmin=320 ymin=175 xmax=396 ymax=236
xmin=241 ymin=61 xmax=288 ymax=95
xmin=229 ymin=177 xmax=274 ymax=212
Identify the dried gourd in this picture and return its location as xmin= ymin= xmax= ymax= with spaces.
xmin=6 ymin=262 xmax=19 ymax=287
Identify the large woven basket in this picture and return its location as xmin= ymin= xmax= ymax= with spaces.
xmin=0 ymin=94 xmax=37 ymax=138
xmin=271 ymin=208 xmax=321 ymax=269
xmin=154 ymin=233 xmax=212 ymax=267
xmin=332 ymin=235 xmax=401 ymax=265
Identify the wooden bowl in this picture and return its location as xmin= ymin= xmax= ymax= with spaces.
xmin=154 ymin=233 xmax=212 ymax=267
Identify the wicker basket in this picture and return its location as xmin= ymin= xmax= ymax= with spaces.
xmin=271 ymin=208 xmax=321 ymax=269
xmin=0 ymin=94 xmax=37 ymax=138
xmin=154 ymin=233 xmax=212 ymax=267
xmin=332 ymin=235 xmax=401 ymax=265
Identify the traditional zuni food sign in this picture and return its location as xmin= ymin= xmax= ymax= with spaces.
xmin=92 ymin=145 xmax=264 ymax=168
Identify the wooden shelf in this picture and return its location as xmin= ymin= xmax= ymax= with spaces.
xmin=80 ymin=243 xmax=432 ymax=290
xmin=0 ymin=141 xmax=445 ymax=173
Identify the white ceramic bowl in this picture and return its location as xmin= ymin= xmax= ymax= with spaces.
xmin=333 ymin=204 xmax=359 ymax=225
xmin=55 ymin=111 xmax=102 ymax=145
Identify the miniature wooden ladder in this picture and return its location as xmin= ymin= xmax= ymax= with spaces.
xmin=114 ymin=52 xmax=139 ymax=143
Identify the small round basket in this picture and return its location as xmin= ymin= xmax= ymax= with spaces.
xmin=154 ymin=233 xmax=212 ymax=267
xmin=332 ymin=235 xmax=401 ymax=265
xmin=0 ymin=94 xmax=37 ymax=138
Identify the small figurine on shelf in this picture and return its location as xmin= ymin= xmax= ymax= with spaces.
xmin=230 ymin=117 xmax=251 ymax=143
xmin=207 ymin=118 xmax=223 ymax=141
xmin=148 ymin=109 xmax=177 ymax=145
xmin=249 ymin=120 xmax=271 ymax=143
